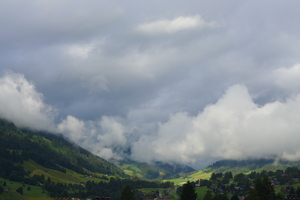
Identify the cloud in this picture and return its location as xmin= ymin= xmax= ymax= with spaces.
xmin=3 ymin=72 xmax=300 ymax=169
xmin=3 ymin=0 xmax=300 ymax=170
xmin=58 ymin=115 xmax=130 ymax=160
xmin=0 ymin=72 xmax=57 ymax=131
xmin=131 ymin=84 xmax=300 ymax=167
xmin=58 ymin=115 xmax=89 ymax=143
xmin=136 ymin=15 xmax=219 ymax=35
xmin=0 ymin=0 xmax=123 ymax=47
xmin=272 ymin=64 xmax=300 ymax=91
xmin=0 ymin=72 xmax=129 ymax=160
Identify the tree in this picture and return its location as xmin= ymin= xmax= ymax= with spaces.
xmin=296 ymin=187 xmax=300 ymax=198
xmin=120 ymin=185 xmax=136 ymax=200
xmin=231 ymin=194 xmax=239 ymax=200
xmin=225 ymin=172 xmax=233 ymax=179
xmin=203 ymin=190 xmax=213 ymax=200
xmin=16 ymin=187 xmax=23 ymax=195
xmin=222 ymin=177 xmax=229 ymax=184
xmin=246 ymin=176 xmax=275 ymax=200
xmin=255 ymin=176 xmax=276 ymax=200
xmin=245 ymin=189 xmax=259 ymax=200
xmin=213 ymin=194 xmax=229 ymax=200
xmin=180 ymin=181 xmax=197 ymax=200
xmin=276 ymin=192 xmax=285 ymax=200
xmin=0 ymin=185 xmax=3 ymax=194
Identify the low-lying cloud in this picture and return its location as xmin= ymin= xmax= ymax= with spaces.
xmin=58 ymin=115 xmax=129 ymax=160
xmin=2 ymin=72 xmax=300 ymax=169
xmin=131 ymin=84 xmax=300 ymax=166
xmin=0 ymin=72 xmax=57 ymax=131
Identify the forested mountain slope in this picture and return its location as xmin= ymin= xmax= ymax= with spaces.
xmin=198 ymin=158 xmax=300 ymax=175
xmin=0 ymin=118 xmax=124 ymax=181
xmin=116 ymin=159 xmax=195 ymax=180
xmin=0 ymin=118 xmax=177 ymax=200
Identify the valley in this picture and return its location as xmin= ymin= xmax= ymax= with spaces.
xmin=1 ymin=118 xmax=300 ymax=200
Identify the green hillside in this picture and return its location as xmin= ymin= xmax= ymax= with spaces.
xmin=0 ymin=118 xmax=124 ymax=178
xmin=187 ymin=158 xmax=300 ymax=181
xmin=0 ymin=118 xmax=175 ymax=200
xmin=117 ymin=159 xmax=195 ymax=180
xmin=201 ymin=159 xmax=300 ymax=175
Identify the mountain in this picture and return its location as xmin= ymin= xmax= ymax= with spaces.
xmin=192 ymin=158 xmax=300 ymax=176
xmin=153 ymin=161 xmax=195 ymax=176
xmin=0 ymin=118 xmax=175 ymax=199
xmin=115 ymin=158 xmax=195 ymax=179
xmin=0 ymin=118 xmax=124 ymax=180
xmin=0 ymin=117 xmax=194 ymax=181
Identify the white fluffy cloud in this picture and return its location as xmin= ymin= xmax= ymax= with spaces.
xmin=131 ymin=84 xmax=300 ymax=166
xmin=0 ymin=72 xmax=130 ymax=160
xmin=272 ymin=64 xmax=300 ymax=91
xmin=3 ymin=72 xmax=300 ymax=168
xmin=58 ymin=115 xmax=129 ymax=160
xmin=0 ymin=72 xmax=56 ymax=130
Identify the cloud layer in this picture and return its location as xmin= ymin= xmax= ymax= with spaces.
xmin=1 ymin=0 xmax=300 ymax=169
xmin=2 ymin=72 xmax=300 ymax=169
xmin=132 ymin=85 xmax=300 ymax=165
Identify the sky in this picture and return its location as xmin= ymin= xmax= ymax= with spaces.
xmin=1 ymin=0 xmax=300 ymax=169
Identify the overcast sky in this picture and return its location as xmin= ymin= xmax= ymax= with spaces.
xmin=1 ymin=0 xmax=300 ymax=169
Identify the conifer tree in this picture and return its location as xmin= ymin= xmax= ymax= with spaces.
xmin=203 ymin=190 xmax=213 ymax=200
xmin=231 ymin=194 xmax=239 ymax=200
xmin=120 ymin=185 xmax=136 ymax=200
xmin=0 ymin=185 xmax=3 ymax=194
xmin=180 ymin=181 xmax=197 ymax=200
xmin=246 ymin=175 xmax=275 ymax=200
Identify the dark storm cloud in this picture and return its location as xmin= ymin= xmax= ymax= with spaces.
xmin=1 ymin=0 xmax=300 ymax=169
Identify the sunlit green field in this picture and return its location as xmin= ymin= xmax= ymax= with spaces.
xmin=0 ymin=177 xmax=48 ymax=199
xmin=23 ymin=159 xmax=111 ymax=184
xmin=189 ymin=170 xmax=212 ymax=180
xmin=196 ymin=186 xmax=211 ymax=200
xmin=119 ymin=163 xmax=143 ymax=177
xmin=163 ymin=178 xmax=198 ymax=185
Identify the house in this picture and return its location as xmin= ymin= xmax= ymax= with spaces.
xmin=286 ymin=186 xmax=293 ymax=192
xmin=293 ymin=178 xmax=299 ymax=182
xmin=94 ymin=197 xmax=110 ymax=200
xmin=163 ymin=190 xmax=169 ymax=195
xmin=285 ymin=194 xmax=300 ymax=200
xmin=233 ymin=186 xmax=243 ymax=191
xmin=4 ymin=187 xmax=10 ymax=191
xmin=216 ymin=188 xmax=224 ymax=194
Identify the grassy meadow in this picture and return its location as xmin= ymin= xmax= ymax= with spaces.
xmin=0 ymin=177 xmax=48 ymax=199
